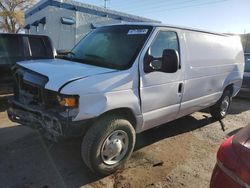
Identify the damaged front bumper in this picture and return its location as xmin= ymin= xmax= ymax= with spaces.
xmin=7 ymin=99 xmax=91 ymax=141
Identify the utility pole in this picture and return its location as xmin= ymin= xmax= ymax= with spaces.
xmin=104 ymin=0 xmax=108 ymax=8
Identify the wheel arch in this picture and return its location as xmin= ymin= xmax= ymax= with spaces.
xmin=224 ymin=84 xmax=234 ymax=97
xmin=99 ymin=108 xmax=137 ymax=130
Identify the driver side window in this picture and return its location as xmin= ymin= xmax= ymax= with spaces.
xmin=149 ymin=31 xmax=179 ymax=58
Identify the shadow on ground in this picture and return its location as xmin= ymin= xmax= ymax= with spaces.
xmin=135 ymin=115 xmax=215 ymax=150
xmin=0 ymin=114 xmax=215 ymax=188
xmin=229 ymin=97 xmax=250 ymax=115
xmin=0 ymin=125 xmax=97 ymax=188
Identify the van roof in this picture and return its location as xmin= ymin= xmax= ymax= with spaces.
xmin=102 ymin=22 xmax=230 ymax=37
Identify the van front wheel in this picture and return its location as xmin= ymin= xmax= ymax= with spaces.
xmin=81 ymin=115 xmax=136 ymax=175
xmin=210 ymin=90 xmax=232 ymax=120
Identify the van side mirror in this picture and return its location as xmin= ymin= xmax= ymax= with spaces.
xmin=161 ymin=49 xmax=179 ymax=73
xmin=144 ymin=49 xmax=179 ymax=73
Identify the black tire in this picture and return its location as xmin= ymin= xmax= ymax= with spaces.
xmin=81 ymin=114 xmax=136 ymax=175
xmin=210 ymin=90 xmax=232 ymax=120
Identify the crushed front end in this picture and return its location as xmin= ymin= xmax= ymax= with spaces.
xmin=7 ymin=65 xmax=89 ymax=141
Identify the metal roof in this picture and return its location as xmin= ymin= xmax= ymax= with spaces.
xmin=25 ymin=0 xmax=160 ymax=23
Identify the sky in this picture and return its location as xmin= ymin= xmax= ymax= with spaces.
xmin=77 ymin=0 xmax=250 ymax=34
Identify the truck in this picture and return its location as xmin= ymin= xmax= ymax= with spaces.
xmin=7 ymin=23 xmax=244 ymax=175
xmin=0 ymin=33 xmax=54 ymax=95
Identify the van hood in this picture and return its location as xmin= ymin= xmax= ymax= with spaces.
xmin=17 ymin=58 xmax=117 ymax=91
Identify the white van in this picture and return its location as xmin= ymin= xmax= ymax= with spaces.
xmin=8 ymin=23 xmax=244 ymax=175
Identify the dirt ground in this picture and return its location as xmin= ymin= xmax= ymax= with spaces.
xmin=0 ymin=96 xmax=249 ymax=188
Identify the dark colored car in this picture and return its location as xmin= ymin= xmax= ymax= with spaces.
xmin=238 ymin=53 xmax=250 ymax=97
xmin=210 ymin=125 xmax=250 ymax=188
xmin=0 ymin=33 xmax=54 ymax=95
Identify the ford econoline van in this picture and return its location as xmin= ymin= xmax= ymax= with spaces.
xmin=7 ymin=23 xmax=244 ymax=175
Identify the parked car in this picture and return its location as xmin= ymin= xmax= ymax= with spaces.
xmin=0 ymin=33 xmax=54 ymax=95
xmin=7 ymin=23 xmax=244 ymax=175
xmin=210 ymin=125 xmax=250 ymax=188
xmin=238 ymin=53 xmax=250 ymax=97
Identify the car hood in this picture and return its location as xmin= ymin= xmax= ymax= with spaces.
xmin=232 ymin=125 xmax=250 ymax=168
xmin=17 ymin=58 xmax=117 ymax=91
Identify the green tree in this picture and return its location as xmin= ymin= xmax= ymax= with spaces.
xmin=0 ymin=0 xmax=35 ymax=33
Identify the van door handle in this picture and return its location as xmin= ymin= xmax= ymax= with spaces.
xmin=178 ymin=83 xmax=183 ymax=93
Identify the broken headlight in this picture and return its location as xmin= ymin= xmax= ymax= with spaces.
xmin=57 ymin=95 xmax=79 ymax=108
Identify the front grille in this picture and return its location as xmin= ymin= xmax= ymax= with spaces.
xmin=44 ymin=89 xmax=60 ymax=108
xmin=22 ymin=81 xmax=39 ymax=96
xmin=21 ymin=81 xmax=43 ymax=103
xmin=15 ymin=73 xmax=60 ymax=108
xmin=17 ymin=78 xmax=43 ymax=105
xmin=14 ymin=67 xmax=47 ymax=105
xmin=12 ymin=66 xmax=63 ymax=109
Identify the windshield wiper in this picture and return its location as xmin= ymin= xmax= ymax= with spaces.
xmin=56 ymin=51 xmax=75 ymax=60
xmin=84 ymin=54 xmax=105 ymax=61
xmin=67 ymin=51 xmax=75 ymax=56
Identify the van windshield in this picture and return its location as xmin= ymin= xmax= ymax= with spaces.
xmin=69 ymin=25 xmax=153 ymax=70
xmin=245 ymin=54 xmax=250 ymax=72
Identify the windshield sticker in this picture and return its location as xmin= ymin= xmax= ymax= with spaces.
xmin=128 ymin=29 xmax=148 ymax=35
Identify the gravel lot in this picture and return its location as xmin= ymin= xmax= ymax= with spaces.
xmin=0 ymin=96 xmax=249 ymax=188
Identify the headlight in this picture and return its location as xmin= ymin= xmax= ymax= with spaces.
xmin=57 ymin=95 xmax=78 ymax=108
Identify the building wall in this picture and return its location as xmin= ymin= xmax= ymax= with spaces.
xmin=26 ymin=6 xmax=77 ymax=50
xmin=75 ymin=12 xmax=121 ymax=45
xmin=25 ymin=1 xmax=158 ymax=51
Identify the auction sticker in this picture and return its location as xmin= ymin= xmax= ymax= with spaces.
xmin=128 ymin=29 xmax=148 ymax=35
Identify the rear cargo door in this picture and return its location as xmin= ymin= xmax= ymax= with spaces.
xmin=139 ymin=28 xmax=184 ymax=131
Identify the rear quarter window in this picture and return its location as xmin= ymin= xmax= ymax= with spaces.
xmin=29 ymin=37 xmax=47 ymax=58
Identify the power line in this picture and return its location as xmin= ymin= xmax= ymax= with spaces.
xmin=120 ymin=0 xmax=200 ymax=12
xmin=163 ymin=0 xmax=229 ymax=11
xmin=122 ymin=0 xmax=229 ymax=14
xmin=110 ymin=0 xmax=179 ymax=10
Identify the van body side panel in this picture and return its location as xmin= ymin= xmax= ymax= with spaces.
xmin=178 ymin=32 xmax=244 ymax=117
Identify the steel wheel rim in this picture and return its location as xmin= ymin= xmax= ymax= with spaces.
xmin=101 ymin=130 xmax=129 ymax=165
xmin=221 ymin=96 xmax=230 ymax=116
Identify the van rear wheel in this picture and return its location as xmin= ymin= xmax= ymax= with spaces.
xmin=210 ymin=90 xmax=232 ymax=120
xmin=81 ymin=114 xmax=136 ymax=175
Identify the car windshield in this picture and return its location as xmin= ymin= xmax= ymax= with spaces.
xmin=245 ymin=54 xmax=250 ymax=72
xmin=68 ymin=25 xmax=152 ymax=70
